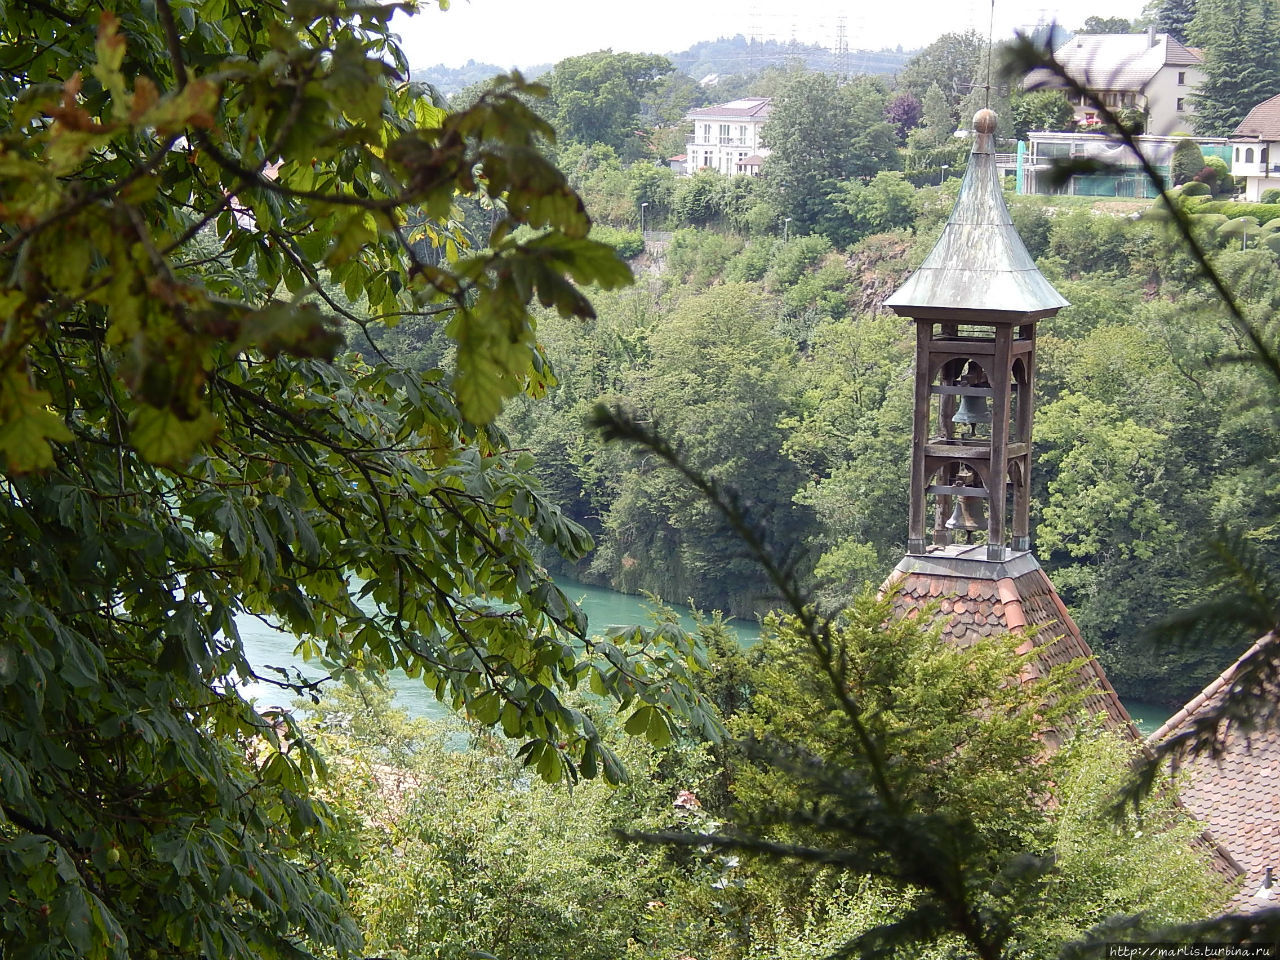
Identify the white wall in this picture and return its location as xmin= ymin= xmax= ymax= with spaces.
xmin=1144 ymin=64 xmax=1203 ymax=135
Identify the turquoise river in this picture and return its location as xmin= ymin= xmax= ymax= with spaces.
xmin=235 ymin=578 xmax=1171 ymax=736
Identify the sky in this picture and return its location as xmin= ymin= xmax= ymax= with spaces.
xmin=392 ymin=0 xmax=1150 ymax=70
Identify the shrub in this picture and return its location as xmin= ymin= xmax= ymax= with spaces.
xmin=1262 ymin=188 xmax=1280 ymax=204
xmin=1203 ymin=155 xmax=1229 ymax=179
xmin=1171 ymin=138 xmax=1205 ymax=186
xmin=1180 ymin=181 xmax=1212 ymax=197
xmin=1196 ymin=200 xmax=1280 ymax=221
xmin=591 ymin=225 xmax=644 ymax=259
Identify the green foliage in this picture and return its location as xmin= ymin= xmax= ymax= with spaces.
xmin=308 ymin=682 xmax=731 ymax=960
xmin=592 ymin=285 xmax=812 ymax=613
xmin=1152 ymin=0 xmax=1199 ymax=42
xmin=899 ymin=31 xmax=986 ymax=109
xmin=1263 ymin=188 xmax=1280 ymax=203
xmin=1172 ymin=138 xmax=1207 ymax=185
xmin=1035 ymin=393 xmax=1177 ymax=563
xmin=762 ymin=73 xmax=900 ymax=237
xmin=590 ymin=225 xmax=645 ymax=258
xmin=1194 ymin=199 xmax=1280 ymax=220
xmin=1190 ymin=0 xmax=1280 ymax=135
xmin=0 ymin=6 xmax=727 ymax=959
xmin=544 ymin=51 xmax=674 ymax=153
xmin=1045 ymin=209 xmax=1133 ymax=274
xmin=1012 ymin=89 xmax=1076 ymax=138
xmin=829 ymin=171 xmax=920 ymax=246
xmin=907 ymin=82 xmax=958 ymax=150
xmin=1078 ymin=15 xmax=1137 ymax=31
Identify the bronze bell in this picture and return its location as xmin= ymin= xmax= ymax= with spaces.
xmin=945 ymin=495 xmax=985 ymax=532
xmin=953 ymin=392 xmax=991 ymax=428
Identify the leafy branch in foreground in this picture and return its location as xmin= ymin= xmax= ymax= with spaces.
xmin=0 ymin=5 xmax=722 ymax=959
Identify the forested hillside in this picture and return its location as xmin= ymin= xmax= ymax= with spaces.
xmin=366 ymin=169 xmax=1280 ymax=710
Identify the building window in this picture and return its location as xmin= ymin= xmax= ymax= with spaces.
xmin=719 ymin=123 xmax=730 ymax=142
xmin=1176 ymin=97 xmax=1186 ymax=112
xmin=1246 ymin=147 xmax=1255 ymax=162
xmin=1236 ymin=147 xmax=1241 ymax=161
xmin=702 ymin=123 xmax=711 ymax=143
xmin=738 ymin=125 xmax=747 ymax=143
xmin=1177 ymin=71 xmax=1186 ymax=85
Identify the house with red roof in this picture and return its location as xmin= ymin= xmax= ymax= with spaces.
xmin=1230 ymin=94 xmax=1280 ymax=201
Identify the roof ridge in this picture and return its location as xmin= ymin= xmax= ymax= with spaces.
xmin=1147 ymin=632 xmax=1276 ymax=744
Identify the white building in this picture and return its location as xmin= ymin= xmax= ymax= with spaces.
xmin=1025 ymin=29 xmax=1204 ymax=135
xmin=1230 ymin=94 xmax=1280 ymax=201
xmin=1022 ymin=131 xmax=1229 ymax=198
xmin=684 ymin=98 xmax=771 ymax=176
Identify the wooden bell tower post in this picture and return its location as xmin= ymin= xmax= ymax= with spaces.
xmin=885 ymin=109 xmax=1068 ymax=562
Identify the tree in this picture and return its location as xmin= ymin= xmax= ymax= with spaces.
xmin=907 ymin=82 xmax=957 ymax=149
xmin=829 ymin=171 xmax=920 ymax=246
xmin=544 ymin=50 xmax=674 ymax=153
xmin=0 ymin=6 xmax=719 ymax=959
xmin=884 ymin=91 xmax=923 ymax=143
xmin=1011 ymin=89 xmax=1076 ymax=137
xmin=1190 ymin=0 xmax=1280 ymax=135
xmin=1078 ymin=15 xmax=1137 ymax=32
xmin=1149 ymin=0 xmax=1200 ymax=42
xmin=1172 ymin=136 xmax=1207 ymax=183
xmin=898 ymin=30 xmax=986 ymax=113
xmin=593 ymin=284 xmax=812 ymax=614
xmin=306 ymin=681 xmax=730 ymax=960
xmin=762 ymin=73 xmax=899 ymax=237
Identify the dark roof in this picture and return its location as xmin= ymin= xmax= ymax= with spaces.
xmin=1234 ymin=94 xmax=1280 ymax=142
xmin=687 ymin=97 xmax=772 ymax=120
xmin=882 ymin=546 xmax=1135 ymax=737
xmin=1150 ymin=634 xmax=1280 ymax=911
xmin=883 ymin=114 xmax=1069 ymax=320
xmin=1025 ymin=33 xmax=1201 ymax=93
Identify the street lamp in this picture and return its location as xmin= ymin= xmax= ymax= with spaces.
xmin=783 ymin=217 xmax=792 ymax=242
xmin=640 ymin=201 xmax=648 ymax=237
xmin=940 ymin=164 xmax=949 ymax=184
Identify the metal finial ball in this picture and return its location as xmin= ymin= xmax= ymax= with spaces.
xmin=973 ymin=109 xmax=997 ymax=134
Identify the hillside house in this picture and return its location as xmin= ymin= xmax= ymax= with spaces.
xmin=684 ymin=97 xmax=771 ymax=176
xmin=1230 ymin=94 xmax=1280 ymax=201
xmin=1025 ymin=29 xmax=1204 ymax=135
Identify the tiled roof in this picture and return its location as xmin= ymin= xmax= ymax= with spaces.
xmin=1234 ymin=94 xmax=1280 ymax=142
xmin=1149 ymin=634 xmax=1280 ymax=911
xmin=882 ymin=545 xmax=1242 ymax=889
xmin=1025 ymin=33 xmax=1200 ymax=93
xmin=881 ymin=546 xmax=1135 ymax=737
xmin=687 ymin=97 xmax=772 ymax=120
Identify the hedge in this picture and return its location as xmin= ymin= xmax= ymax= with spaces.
xmin=1194 ymin=200 xmax=1280 ymax=221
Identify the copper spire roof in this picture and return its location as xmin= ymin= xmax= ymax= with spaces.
xmin=884 ymin=110 xmax=1069 ymax=321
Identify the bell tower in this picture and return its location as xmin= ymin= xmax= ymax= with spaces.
xmin=885 ymin=109 xmax=1067 ymax=561
xmin=879 ymin=110 xmax=1137 ymax=738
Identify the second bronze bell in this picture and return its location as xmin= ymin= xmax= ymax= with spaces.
xmin=945 ymin=496 xmax=985 ymax=533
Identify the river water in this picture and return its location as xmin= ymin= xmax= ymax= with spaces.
xmin=234 ymin=578 xmax=1170 ymax=735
